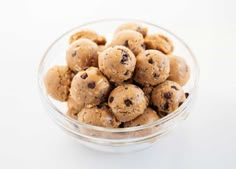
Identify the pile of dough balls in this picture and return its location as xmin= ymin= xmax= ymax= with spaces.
xmin=44 ymin=23 xmax=190 ymax=128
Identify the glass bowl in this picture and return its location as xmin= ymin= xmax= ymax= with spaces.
xmin=38 ymin=19 xmax=199 ymax=153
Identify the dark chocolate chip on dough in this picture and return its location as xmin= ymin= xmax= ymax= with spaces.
xmin=124 ymin=99 xmax=132 ymax=106
xmin=87 ymin=81 xmax=96 ymax=89
xmin=164 ymin=92 xmax=172 ymax=99
xmin=80 ymin=73 xmax=88 ymax=79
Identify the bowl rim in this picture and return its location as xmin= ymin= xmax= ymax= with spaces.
xmin=38 ymin=18 xmax=200 ymax=133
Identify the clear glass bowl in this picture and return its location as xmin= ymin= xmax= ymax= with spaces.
xmin=38 ymin=19 xmax=199 ymax=153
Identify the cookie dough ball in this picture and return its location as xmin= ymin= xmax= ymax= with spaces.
xmin=168 ymin=55 xmax=190 ymax=86
xmin=70 ymin=67 xmax=110 ymax=107
xmin=108 ymin=84 xmax=148 ymax=122
xmin=77 ymin=105 xmax=121 ymax=128
xmin=110 ymin=30 xmax=144 ymax=55
xmin=133 ymin=50 xmax=170 ymax=86
xmin=66 ymin=38 xmax=99 ymax=72
xmin=99 ymin=46 xmax=136 ymax=84
xmin=151 ymin=80 xmax=186 ymax=113
xmin=69 ymin=29 xmax=106 ymax=45
xmin=144 ymin=34 xmax=174 ymax=54
xmin=115 ymin=22 xmax=148 ymax=37
xmin=44 ymin=66 xmax=74 ymax=101
xmin=124 ymin=108 xmax=160 ymax=127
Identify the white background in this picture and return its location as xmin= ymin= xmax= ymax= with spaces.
xmin=0 ymin=0 xmax=236 ymax=168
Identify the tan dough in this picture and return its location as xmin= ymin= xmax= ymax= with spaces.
xmin=124 ymin=107 xmax=160 ymax=127
xmin=77 ymin=104 xmax=120 ymax=128
xmin=151 ymin=80 xmax=186 ymax=113
xmin=108 ymin=84 xmax=148 ymax=122
xmin=69 ymin=29 xmax=106 ymax=45
xmin=109 ymin=30 xmax=144 ymax=55
xmin=115 ymin=22 xmax=148 ymax=37
xmin=144 ymin=34 xmax=174 ymax=54
xmin=66 ymin=38 xmax=98 ymax=72
xmin=70 ymin=67 xmax=110 ymax=107
xmin=167 ymin=55 xmax=190 ymax=86
xmin=99 ymin=46 xmax=136 ymax=84
xmin=133 ymin=50 xmax=170 ymax=86
xmin=44 ymin=66 xmax=74 ymax=101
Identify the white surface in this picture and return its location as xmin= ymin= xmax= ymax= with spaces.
xmin=0 ymin=0 xmax=236 ymax=168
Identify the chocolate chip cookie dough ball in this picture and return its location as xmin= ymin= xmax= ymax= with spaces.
xmin=110 ymin=30 xmax=144 ymax=55
xmin=77 ymin=104 xmax=120 ymax=128
xmin=168 ymin=55 xmax=190 ymax=86
xmin=124 ymin=107 xmax=160 ymax=127
xmin=144 ymin=34 xmax=174 ymax=54
xmin=44 ymin=66 xmax=74 ymax=102
xmin=69 ymin=29 xmax=106 ymax=45
xmin=108 ymin=84 xmax=148 ymax=122
xmin=133 ymin=50 xmax=170 ymax=86
xmin=66 ymin=38 xmax=99 ymax=72
xmin=70 ymin=67 xmax=110 ymax=107
xmin=98 ymin=46 xmax=136 ymax=84
xmin=151 ymin=80 xmax=186 ymax=113
xmin=115 ymin=22 xmax=148 ymax=37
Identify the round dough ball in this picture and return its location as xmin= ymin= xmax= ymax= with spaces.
xmin=168 ymin=55 xmax=190 ymax=86
xmin=151 ymin=80 xmax=186 ymax=113
xmin=70 ymin=67 xmax=110 ymax=107
xmin=144 ymin=34 xmax=174 ymax=54
xmin=115 ymin=22 xmax=148 ymax=37
xmin=108 ymin=84 xmax=148 ymax=122
xmin=99 ymin=46 xmax=136 ymax=84
xmin=69 ymin=29 xmax=106 ymax=45
xmin=77 ymin=104 xmax=121 ymax=128
xmin=66 ymin=38 xmax=99 ymax=72
xmin=133 ymin=50 xmax=170 ymax=86
xmin=124 ymin=107 xmax=160 ymax=127
xmin=44 ymin=66 xmax=74 ymax=101
xmin=109 ymin=30 xmax=144 ymax=55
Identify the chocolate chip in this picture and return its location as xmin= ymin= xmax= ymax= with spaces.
xmin=72 ymin=51 xmax=77 ymax=57
xmin=124 ymin=99 xmax=132 ymax=106
xmin=179 ymin=102 xmax=183 ymax=107
xmin=164 ymin=92 xmax=172 ymax=99
xmin=153 ymin=73 xmax=160 ymax=78
xmin=152 ymin=105 xmax=159 ymax=112
xmin=148 ymin=58 xmax=154 ymax=64
xmin=141 ymin=44 xmax=146 ymax=49
xmin=87 ymin=81 xmax=96 ymax=89
xmin=171 ymin=86 xmax=178 ymax=90
xmin=120 ymin=51 xmax=129 ymax=64
xmin=124 ymin=40 xmax=129 ymax=47
xmin=185 ymin=93 xmax=189 ymax=98
xmin=119 ymin=123 xmax=125 ymax=128
xmin=80 ymin=73 xmax=88 ymax=79
xmin=163 ymin=102 xmax=169 ymax=111
xmin=109 ymin=96 xmax=114 ymax=103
